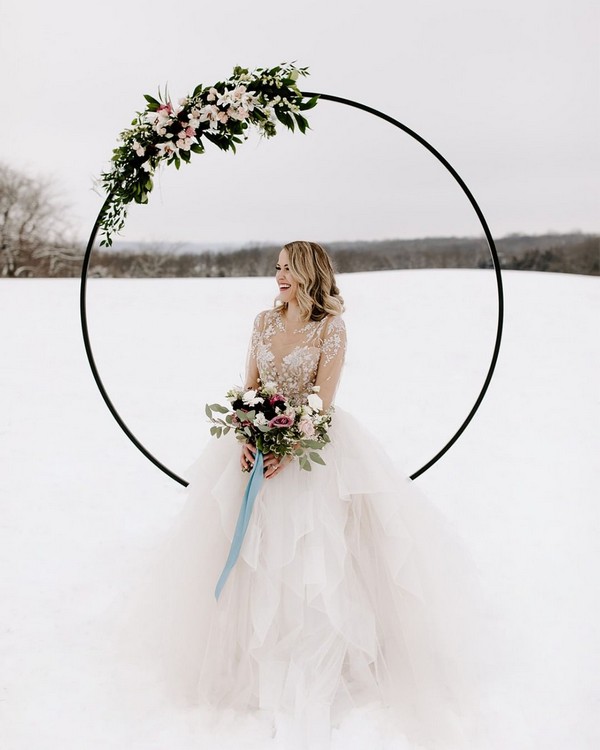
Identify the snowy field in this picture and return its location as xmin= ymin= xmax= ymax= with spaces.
xmin=0 ymin=268 xmax=598 ymax=749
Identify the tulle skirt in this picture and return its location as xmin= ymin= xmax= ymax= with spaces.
xmin=102 ymin=406 xmax=499 ymax=749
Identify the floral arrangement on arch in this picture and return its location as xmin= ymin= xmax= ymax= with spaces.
xmin=97 ymin=62 xmax=319 ymax=246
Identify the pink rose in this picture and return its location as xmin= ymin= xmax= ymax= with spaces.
xmin=269 ymin=394 xmax=286 ymax=405
xmin=298 ymin=418 xmax=315 ymax=437
xmin=268 ymin=414 xmax=294 ymax=429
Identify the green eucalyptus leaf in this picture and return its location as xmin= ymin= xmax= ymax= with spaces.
xmin=301 ymin=439 xmax=324 ymax=449
xmin=210 ymin=403 xmax=229 ymax=413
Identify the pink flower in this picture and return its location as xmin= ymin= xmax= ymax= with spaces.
xmin=269 ymin=394 xmax=286 ymax=405
xmin=268 ymin=414 xmax=294 ymax=429
xmin=298 ymin=418 xmax=315 ymax=437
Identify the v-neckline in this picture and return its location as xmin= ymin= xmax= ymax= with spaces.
xmin=275 ymin=309 xmax=308 ymax=336
xmin=275 ymin=308 xmax=328 ymax=338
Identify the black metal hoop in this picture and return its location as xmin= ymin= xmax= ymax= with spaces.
xmin=80 ymin=91 xmax=504 ymax=485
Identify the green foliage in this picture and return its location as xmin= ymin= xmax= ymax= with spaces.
xmin=210 ymin=403 xmax=229 ymax=414
xmin=143 ymin=94 xmax=160 ymax=110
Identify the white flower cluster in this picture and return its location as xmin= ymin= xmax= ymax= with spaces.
xmin=137 ymin=79 xmax=272 ymax=172
xmin=298 ymin=385 xmax=323 ymax=414
xmin=205 ymin=85 xmax=258 ymax=124
xmin=241 ymin=389 xmax=263 ymax=407
xmin=139 ymin=101 xmax=200 ymax=171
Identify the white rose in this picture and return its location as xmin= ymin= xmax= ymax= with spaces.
xmin=298 ymin=417 xmax=315 ymax=436
xmin=242 ymin=389 xmax=263 ymax=407
xmin=307 ymin=393 xmax=323 ymax=411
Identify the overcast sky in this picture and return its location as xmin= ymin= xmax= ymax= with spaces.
xmin=1 ymin=0 xmax=598 ymax=245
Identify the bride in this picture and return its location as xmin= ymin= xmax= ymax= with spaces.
xmin=108 ymin=241 xmax=496 ymax=749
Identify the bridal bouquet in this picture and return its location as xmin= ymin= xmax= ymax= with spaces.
xmin=206 ymin=381 xmax=332 ymax=600
xmin=205 ymin=381 xmax=332 ymax=472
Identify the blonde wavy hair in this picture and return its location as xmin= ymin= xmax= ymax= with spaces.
xmin=274 ymin=241 xmax=345 ymax=322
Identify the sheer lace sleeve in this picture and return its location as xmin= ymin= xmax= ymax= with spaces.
xmin=315 ymin=315 xmax=347 ymax=412
xmin=244 ymin=310 xmax=265 ymax=390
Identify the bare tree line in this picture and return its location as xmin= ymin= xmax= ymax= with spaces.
xmin=87 ymin=235 xmax=598 ymax=278
xmin=0 ymin=163 xmax=82 ymax=277
xmin=1 ymin=161 xmax=597 ymax=278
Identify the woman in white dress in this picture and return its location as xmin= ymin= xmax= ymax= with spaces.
xmin=109 ymin=241 xmax=496 ymax=749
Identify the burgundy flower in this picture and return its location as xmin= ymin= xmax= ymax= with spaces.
xmin=268 ymin=414 xmax=294 ymax=429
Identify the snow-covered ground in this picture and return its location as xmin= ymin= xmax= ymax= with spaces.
xmin=0 ymin=269 xmax=598 ymax=749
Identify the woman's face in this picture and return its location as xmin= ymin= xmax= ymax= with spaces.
xmin=275 ymin=249 xmax=298 ymax=304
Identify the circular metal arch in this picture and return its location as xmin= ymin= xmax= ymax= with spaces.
xmin=80 ymin=91 xmax=504 ymax=485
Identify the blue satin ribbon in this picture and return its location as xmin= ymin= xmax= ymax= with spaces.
xmin=214 ymin=449 xmax=264 ymax=600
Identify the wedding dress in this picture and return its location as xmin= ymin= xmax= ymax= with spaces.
xmin=104 ymin=306 xmax=497 ymax=749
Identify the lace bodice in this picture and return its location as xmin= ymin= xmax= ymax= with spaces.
xmin=244 ymin=307 xmax=347 ymax=412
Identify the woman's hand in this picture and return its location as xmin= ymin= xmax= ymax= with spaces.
xmin=263 ymin=452 xmax=293 ymax=480
xmin=240 ymin=443 xmax=294 ymax=478
xmin=240 ymin=442 xmax=256 ymax=472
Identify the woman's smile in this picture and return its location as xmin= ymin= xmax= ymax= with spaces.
xmin=276 ymin=248 xmax=297 ymax=299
